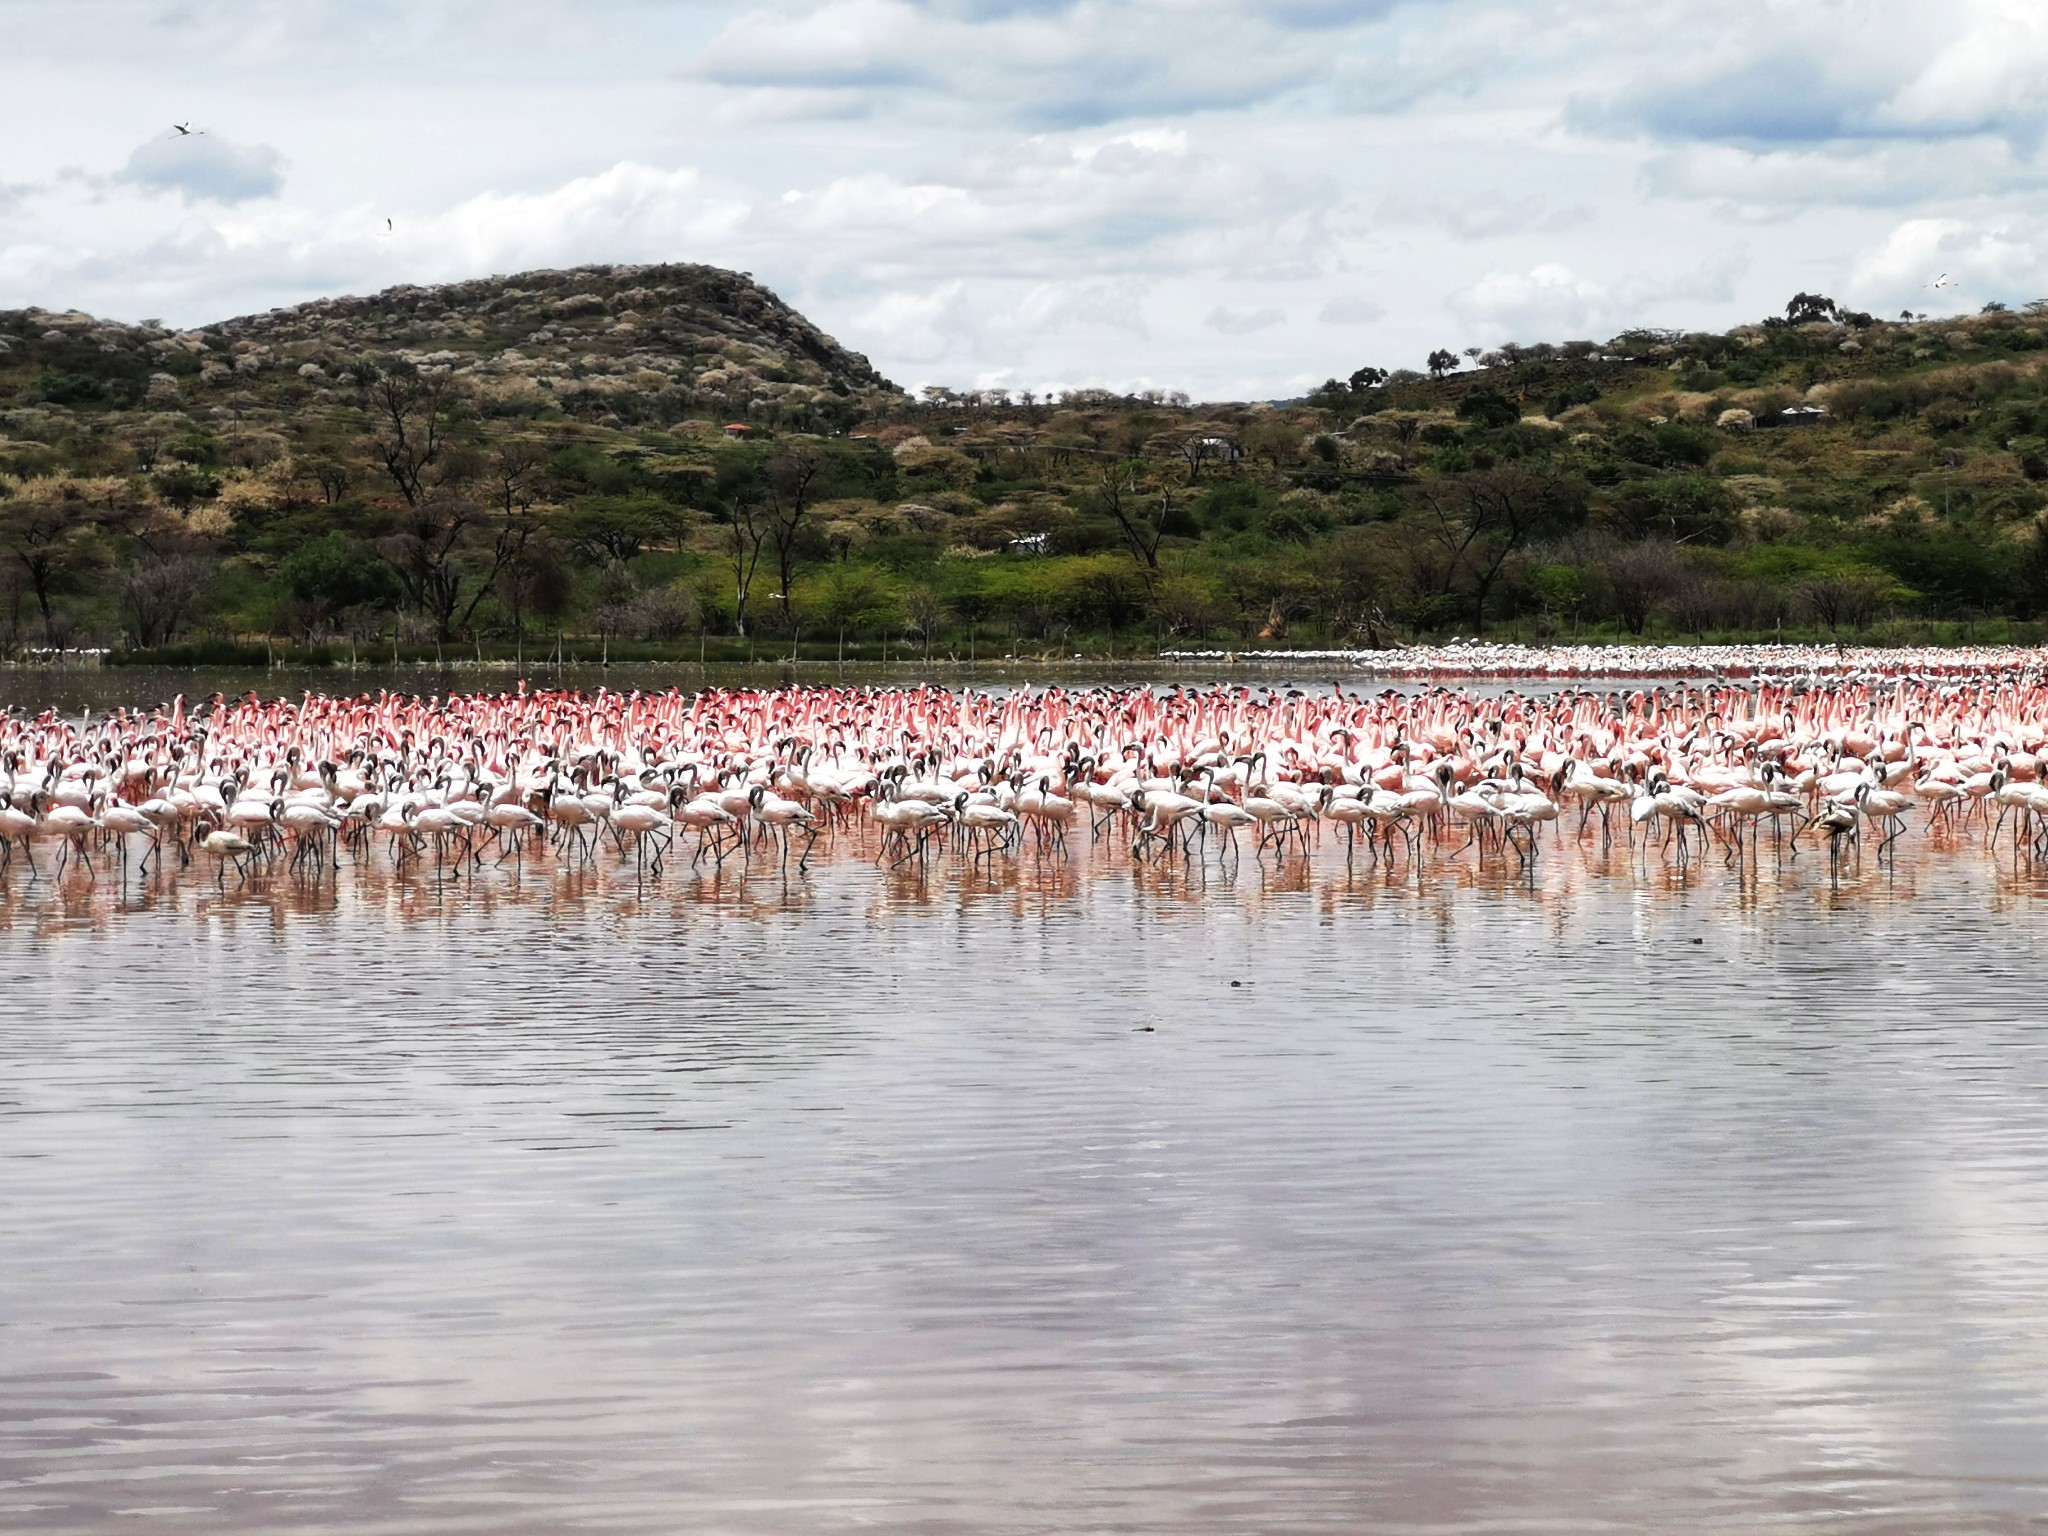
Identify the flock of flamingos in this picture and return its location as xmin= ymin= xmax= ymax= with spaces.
xmin=5 ymin=645 xmax=2048 ymax=889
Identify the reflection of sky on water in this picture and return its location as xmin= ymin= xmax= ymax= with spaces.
xmin=3 ymin=826 xmax=2048 ymax=1533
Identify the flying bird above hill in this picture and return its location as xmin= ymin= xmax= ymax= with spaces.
xmin=1929 ymin=273 xmax=1954 ymax=289
xmin=171 ymin=122 xmax=203 ymax=136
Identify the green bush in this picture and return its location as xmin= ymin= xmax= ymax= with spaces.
xmin=279 ymin=532 xmax=401 ymax=611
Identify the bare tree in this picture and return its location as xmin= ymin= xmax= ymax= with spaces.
xmin=365 ymin=362 xmax=455 ymax=506
xmin=725 ymin=500 xmax=769 ymax=637
xmin=1799 ymin=571 xmax=1891 ymax=638
xmin=500 ymin=538 xmax=570 ymax=659
xmin=120 ymin=555 xmax=210 ymax=647
xmin=376 ymin=444 xmax=534 ymax=645
xmin=901 ymin=584 xmax=946 ymax=657
xmin=1603 ymin=540 xmax=1685 ymax=636
xmin=1094 ymin=460 xmax=1176 ymax=570
xmin=446 ymin=442 xmax=549 ymax=638
xmin=593 ymin=560 xmax=639 ymax=644
xmin=1666 ymin=572 xmax=1728 ymax=637
xmin=108 ymin=479 xmax=220 ymax=648
xmin=762 ymin=449 xmax=822 ymax=629
xmin=1391 ymin=413 xmax=1426 ymax=462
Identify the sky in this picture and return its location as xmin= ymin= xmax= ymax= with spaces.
xmin=2 ymin=0 xmax=2046 ymax=400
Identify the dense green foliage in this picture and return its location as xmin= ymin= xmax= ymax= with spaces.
xmin=7 ymin=281 xmax=2048 ymax=658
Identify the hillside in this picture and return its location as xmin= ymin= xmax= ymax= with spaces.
xmin=0 ymin=263 xmax=899 ymax=431
xmin=3 ymin=280 xmax=2048 ymax=660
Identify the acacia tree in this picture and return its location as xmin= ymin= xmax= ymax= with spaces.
xmin=1159 ymin=425 xmax=1239 ymax=482
xmin=1414 ymin=465 xmax=1582 ymax=635
xmin=378 ymin=495 xmax=482 ymax=641
xmin=3 ymin=493 xmax=79 ymax=642
xmin=1799 ymin=570 xmax=1893 ymax=638
xmin=1322 ymin=525 xmax=1395 ymax=647
xmin=813 ymin=564 xmax=892 ymax=659
xmin=761 ymin=448 xmax=823 ymax=629
xmin=1093 ymin=460 xmax=1178 ymax=570
xmin=295 ymin=456 xmax=351 ymax=505
xmin=454 ymin=441 xmax=550 ymax=637
xmin=557 ymin=495 xmax=667 ymax=566
xmin=1239 ymin=416 xmax=1304 ymax=468
xmin=1785 ymin=292 xmax=1840 ymax=325
xmin=0 ymin=477 xmax=121 ymax=643
xmin=705 ymin=444 xmax=783 ymax=636
xmin=500 ymin=539 xmax=571 ymax=659
xmin=375 ymin=442 xmax=543 ymax=642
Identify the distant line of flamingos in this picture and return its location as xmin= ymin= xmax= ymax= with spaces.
xmin=4 ymin=668 xmax=2048 ymax=885
xmin=1166 ymin=641 xmax=2048 ymax=683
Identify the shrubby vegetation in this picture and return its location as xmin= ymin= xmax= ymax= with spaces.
xmin=7 ymin=273 xmax=2048 ymax=660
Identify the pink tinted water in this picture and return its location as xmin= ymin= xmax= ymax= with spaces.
xmin=3 ymin=829 xmax=2048 ymax=1534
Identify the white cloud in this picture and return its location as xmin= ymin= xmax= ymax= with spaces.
xmin=1006 ymin=279 xmax=1152 ymax=337
xmin=1376 ymin=189 xmax=1593 ymax=240
xmin=1205 ymin=306 xmax=1285 ymax=334
xmin=693 ymin=0 xmax=928 ymax=90
xmin=1450 ymin=263 xmax=1609 ymax=336
xmin=1319 ymin=297 xmax=1384 ymax=324
xmin=431 ymin=163 xmax=746 ymax=272
xmin=1449 ymin=254 xmax=1748 ymax=341
xmin=2 ymin=0 xmax=2047 ymax=396
xmin=848 ymin=281 xmax=971 ymax=363
xmin=1878 ymin=0 xmax=2048 ymax=134
xmin=119 ymin=133 xmax=286 ymax=204
xmin=1644 ymin=139 xmax=2035 ymax=215
xmin=689 ymin=0 xmax=1323 ymax=126
xmin=1850 ymin=216 xmax=2048 ymax=312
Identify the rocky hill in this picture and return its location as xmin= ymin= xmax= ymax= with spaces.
xmin=9 ymin=277 xmax=2048 ymax=659
xmin=0 ymin=263 xmax=901 ymax=429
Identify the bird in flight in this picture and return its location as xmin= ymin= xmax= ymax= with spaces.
xmin=386 ymin=218 xmax=393 ymax=232
xmin=171 ymin=122 xmax=204 ymax=136
xmin=1929 ymin=272 xmax=1954 ymax=290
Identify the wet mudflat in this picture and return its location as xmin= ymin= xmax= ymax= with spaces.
xmin=4 ymin=827 xmax=2048 ymax=1535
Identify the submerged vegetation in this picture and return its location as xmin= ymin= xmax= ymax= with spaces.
xmin=7 ymin=269 xmax=2048 ymax=662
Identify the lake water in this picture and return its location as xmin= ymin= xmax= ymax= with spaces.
xmin=5 ymin=818 xmax=2048 ymax=1532
xmin=0 ymin=660 xmax=1696 ymax=717
xmin=3 ymin=662 xmax=1240 ymax=717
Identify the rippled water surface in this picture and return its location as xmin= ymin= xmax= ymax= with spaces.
xmin=0 ymin=659 xmax=1687 ymax=715
xmin=5 ymin=829 xmax=2048 ymax=1534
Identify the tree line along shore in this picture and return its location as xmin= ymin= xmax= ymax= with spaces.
xmin=6 ymin=273 xmax=2048 ymax=666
